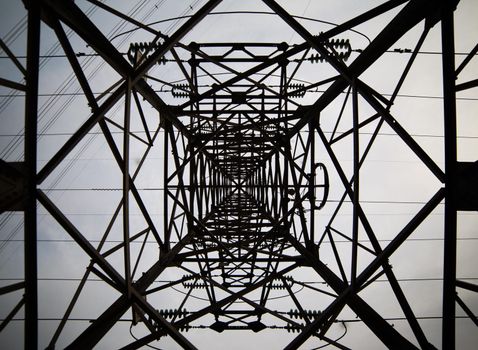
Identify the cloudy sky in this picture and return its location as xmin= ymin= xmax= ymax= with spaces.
xmin=0 ymin=0 xmax=477 ymax=349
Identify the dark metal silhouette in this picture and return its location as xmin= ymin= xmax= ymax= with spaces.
xmin=0 ymin=0 xmax=476 ymax=348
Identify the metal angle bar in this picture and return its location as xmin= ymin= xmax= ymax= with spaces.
xmin=317 ymin=0 xmax=408 ymax=42
xmin=455 ymin=78 xmax=478 ymax=91
xmin=338 ymin=96 xmax=431 ymax=350
xmin=120 ymin=265 xmax=299 ymax=350
xmin=24 ymin=2 xmax=41 ymax=347
xmin=356 ymin=80 xmax=445 ymax=182
xmin=284 ymin=235 xmax=418 ymax=350
xmin=168 ymin=128 xmax=192 ymax=216
xmin=123 ymin=77 xmax=133 ymax=298
xmin=359 ymin=269 xmax=388 ymax=291
xmin=321 ymin=334 xmax=352 ymax=350
xmin=286 ymin=47 xmax=312 ymax=87
xmin=386 ymin=270 xmax=434 ymax=349
xmin=85 ymin=0 xmax=161 ymax=37
xmin=131 ymin=230 xmax=151 ymax=281
xmin=441 ymin=4 xmax=458 ymax=349
xmin=187 ymin=48 xmax=302 ymax=108
xmin=241 ymin=111 xmax=310 ymax=179
xmin=48 ymin=14 xmax=97 ymax=107
xmin=262 ymin=0 xmax=353 ymax=80
xmin=131 ymin=89 xmax=152 ymax=144
xmin=0 ymin=77 xmax=26 ymax=91
xmin=285 ymin=146 xmax=310 ymax=244
xmin=129 ymin=290 xmax=198 ymax=350
xmin=167 ymin=112 xmax=236 ymax=183
xmin=164 ymin=123 xmax=170 ymax=248
xmin=37 ymin=190 xmax=125 ymax=287
xmin=189 ymin=245 xmax=216 ymax=306
xmin=283 ymin=0 xmax=438 ymax=140
xmin=318 ymin=306 xmax=345 ymax=342
xmin=316 ymin=126 xmax=382 ymax=255
xmin=351 ymin=82 xmax=359 ymax=288
xmin=45 ymin=128 xmax=156 ymax=347
xmin=171 ymin=48 xmax=196 ymax=93
xmin=294 ymin=280 xmax=337 ymax=298
xmin=48 ymin=131 xmax=163 ymax=348
xmin=0 ymin=281 xmax=25 ymax=296
xmin=389 ymin=25 xmax=430 ymax=105
xmin=456 ymin=280 xmax=478 ymax=293
xmin=166 ymin=264 xmax=300 ymax=335
xmin=132 ymin=0 xmax=223 ymax=85
xmin=330 ymin=112 xmax=379 ymax=145
xmin=43 ymin=0 xmax=190 ymax=137
xmin=328 ymin=226 xmax=376 ymax=256
xmin=90 ymin=267 xmax=122 ymax=293
xmin=357 ymin=188 xmax=445 ymax=286
xmin=97 ymin=119 xmax=164 ymax=247
xmin=327 ymin=228 xmax=348 ymax=282
xmin=179 ymin=43 xmax=310 ymax=110
xmin=179 ymin=265 xmax=298 ymax=327
xmin=0 ymin=297 xmax=25 ymax=333
xmin=0 ymin=38 xmax=27 ymax=76
xmin=47 ymin=210 xmax=122 ymax=348
xmin=455 ymin=41 xmax=478 ymax=77
xmin=103 ymin=116 xmax=150 ymax=146
xmin=36 ymin=82 xmax=126 ymax=184
xmin=145 ymin=275 xmax=197 ymax=295
xmin=282 ymin=276 xmax=312 ymax=324
xmin=455 ymin=294 xmax=478 ymax=327
xmin=43 ymin=0 xmax=129 ymax=73
xmin=65 ymin=233 xmax=194 ymax=349
xmin=95 ymin=77 xmax=124 ymax=103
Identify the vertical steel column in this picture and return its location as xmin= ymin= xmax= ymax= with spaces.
xmin=441 ymin=3 xmax=457 ymax=349
xmin=24 ymin=1 xmax=41 ymax=348
xmin=123 ymin=78 xmax=132 ymax=298
xmin=351 ymin=82 xmax=359 ymax=287
xmin=309 ymin=120 xmax=315 ymax=244
xmin=164 ymin=120 xmax=170 ymax=250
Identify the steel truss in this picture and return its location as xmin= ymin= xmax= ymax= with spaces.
xmin=0 ymin=0 xmax=477 ymax=348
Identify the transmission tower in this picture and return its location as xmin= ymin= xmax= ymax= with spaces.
xmin=0 ymin=0 xmax=477 ymax=349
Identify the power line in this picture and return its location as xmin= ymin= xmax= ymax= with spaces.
xmin=0 ymin=276 xmax=476 ymax=283
xmin=2 ymin=90 xmax=476 ymax=101
xmin=2 ymin=237 xmax=477 ymax=245
xmin=0 ymin=130 xmax=476 ymax=139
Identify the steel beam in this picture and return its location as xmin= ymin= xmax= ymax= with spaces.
xmin=441 ymin=2 xmax=458 ymax=349
xmin=24 ymin=1 xmax=40 ymax=347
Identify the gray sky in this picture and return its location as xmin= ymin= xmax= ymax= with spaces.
xmin=0 ymin=0 xmax=477 ymax=349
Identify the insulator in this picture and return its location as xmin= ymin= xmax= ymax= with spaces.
xmin=127 ymin=41 xmax=164 ymax=65
xmin=287 ymin=309 xmax=321 ymax=320
xmin=328 ymin=38 xmax=352 ymax=62
xmin=309 ymin=53 xmax=324 ymax=64
xmin=285 ymin=323 xmax=302 ymax=333
xmin=335 ymin=51 xmax=351 ymax=62
xmin=179 ymin=324 xmax=191 ymax=332
xmin=288 ymin=83 xmax=306 ymax=98
xmin=287 ymin=309 xmax=300 ymax=319
xmin=172 ymin=83 xmax=190 ymax=98
xmin=306 ymin=310 xmax=321 ymax=318
xmin=158 ymin=308 xmax=188 ymax=319
xmin=183 ymin=282 xmax=208 ymax=289
xmin=270 ymin=283 xmax=285 ymax=290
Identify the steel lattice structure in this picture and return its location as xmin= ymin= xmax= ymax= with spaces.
xmin=0 ymin=0 xmax=477 ymax=349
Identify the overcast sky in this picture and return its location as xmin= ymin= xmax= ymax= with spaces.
xmin=0 ymin=0 xmax=477 ymax=349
